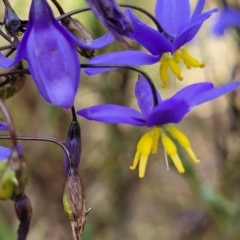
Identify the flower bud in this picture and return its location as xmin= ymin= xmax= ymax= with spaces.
xmin=3 ymin=0 xmax=22 ymax=42
xmin=15 ymin=194 xmax=32 ymax=240
xmin=86 ymin=0 xmax=133 ymax=44
xmin=62 ymin=17 xmax=95 ymax=59
xmin=0 ymin=61 xmax=26 ymax=100
xmin=63 ymin=167 xmax=89 ymax=239
xmin=64 ymin=120 xmax=81 ymax=173
xmin=63 ymin=167 xmax=84 ymax=220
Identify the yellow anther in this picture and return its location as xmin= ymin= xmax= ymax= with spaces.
xmin=170 ymin=155 xmax=185 ymax=173
xmin=168 ymin=59 xmax=183 ymax=81
xmin=138 ymin=132 xmax=153 ymax=155
xmin=151 ymin=127 xmax=160 ymax=153
xmin=139 ymin=155 xmax=149 ymax=178
xmin=161 ymin=134 xmax=185 ymax=173
xmin=130 ymin=151 xmax=141 ymax=170
xmin=181 ymin=48 xmax=205 ymax=68
xmin=173 ymin=49 xmax=181 ymax=63
xmin=159 ymin=60 xmax=169 ymax=88
xmin=130 ymin=132 xmax=153 ymax=178
xmin=167 ymin=125 xmax=200 ymax=164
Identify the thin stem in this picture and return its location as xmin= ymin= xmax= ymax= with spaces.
xmin=81 ymin=63 xmax=159 ymax=106
xmin=2 ymin=0 xmax=11 ymax=8
xmin=0 ymin=68 xmax=30 ymax=77
xmin=0 ymin=135 xmax=73 ymax=167
xmin=220 ymin=0 xmax=228 ymax=8
xmin=0 ymin=45 xmax=13 ymax=51
xmin=0 ymin=99 xmax=17 ymax=149
xmin=51 ymin=0 xmax=65 ymax=15
xmin=0 ymin=29 xmax=16 ymax=48
xmin=57 ymin=4 xmax=165 ymax=34
xmin=5 ymin=47 xmax=15 ymax=57
xmin=71 ymin=106 xmax=77 ymax=121
xmin=120 ymin=4 xmax=164 ymax=33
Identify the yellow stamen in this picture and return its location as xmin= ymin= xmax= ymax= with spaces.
xmin=159 ymin=54 xmax=169 ymax=88
xmin=139 ymin=156 xmax=149 ymax=178
xmin=181 ymin=48 xmax=205 ymax=68
xmin=168 ymin=59 xmax=183 ymax=81
xmin=130 ymin=132 xmax=153 ymax=178
xmin=167 ymin=125 xmax=200 ymax=164
xmin=130 ymin=151 xmax=141 ymax=170
xmin=161 ymin=134 xmax=185 ymax=173
xmin=151 ymin=127 xmax=160 ymax=153
xmin=173 ymin=49 xmax=181 ymax=63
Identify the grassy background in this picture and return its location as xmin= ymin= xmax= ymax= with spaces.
xmin=1 ymin=0 xmax=240 ymax=239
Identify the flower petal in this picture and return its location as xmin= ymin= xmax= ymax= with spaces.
xmin=171 ymin=82 xmax=213 ymax=102
xmin=124 ymin=9 xmax=171 ymax=55
xmin=155 ymin=0 xmax=190 ymax=37
xmin=77 ymin=104 xmax=146 ymax=126
xmin=192 ymin=0 xmax=205 ymax=18
xmin=0 ymin=146 xmax=11 ymax=160
xmin=84 ymin=50 xmax=160 ymax=75
xmin=67 ymin=30 xmax=115 ymax=49
xmin=146 ymin=98 xmax=190 ymax=126
xmin=212 ymin=8 xmax=240 ymax=36
xmin=135 ymin=75 xmax=162 ymax=117
xmin=172 ymin=8 xmax=218 ymax=52
xmin=25 ymin=0 xmax=80 ymax=108
xmin=189 ymin=81 xmax=240 ymax=107
xmin=0 ymin=38 xmax=26 ymax=68
xmin=0 ymin=122 xmax=9 ymax=132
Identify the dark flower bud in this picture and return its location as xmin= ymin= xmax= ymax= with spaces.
xmin=15 ymin=194 xmax=32 ymax=240
xmin=0 ymin=61 xmax=26 ymax=100
xmin=86 ymin=0 xmax=133 ymax=45
xmin=64 ymin=120 xmax=81 ymax=173
xmin=3 ymin=0 xmax=22 ymax=42
xmin=63 ymin=167 xmax=90 ymax=239
xmin=62 ymin=17 xmax=95 ymax=59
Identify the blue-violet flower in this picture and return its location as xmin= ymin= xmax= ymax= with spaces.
xmin=0 ymin=0 xmax=114 ymax=108
xmin=77 ymin=76 xmax=240 ymax=177
xmin=85 ymin=0 xmax=217 ymax=87
xmin=212 ymin=7 xmax=240 ymax=35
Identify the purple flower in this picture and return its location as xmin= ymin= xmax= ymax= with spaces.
xmin=0 ymin=122 xmax=21 ymax=160
xmin=77 ymin=76 xmax=240 ymax=177
xmin=85 ymin=0 xmax=217 ymax=87
xmin=212 ymin=7 xmax=240 ymax=35
xmin=0 ymin=0 xmax=114 ymax=108
xmin=85 ymin=0 xmax=133 ymax=45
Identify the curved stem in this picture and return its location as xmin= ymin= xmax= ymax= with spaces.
xmin=51 ymin=0 xmax=65 ymax=15
xmin=81 ymin=63 xmax=159 ymax=106
xmin=57 ymin=4 xmax=165 ymax=34
xmin=0 ymin=99 xmax=17 ymax=149
xmin=0 ymin=135 xmax=73 ymax=167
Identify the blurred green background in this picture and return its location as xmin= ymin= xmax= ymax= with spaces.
xmin=1 ymin=0 xmax=240 ymax=239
